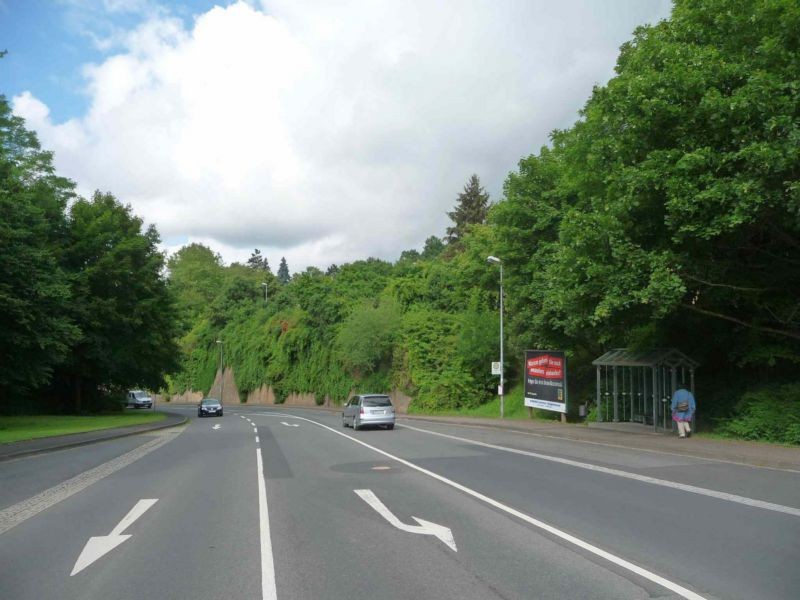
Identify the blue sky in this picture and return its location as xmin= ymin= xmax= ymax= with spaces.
xmin=0 ymin=0 xmax=221 ymax=121
xmin=1 ymin=1 xmax=673 ymax=270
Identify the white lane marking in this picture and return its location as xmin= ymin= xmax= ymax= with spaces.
xmin=71 ymin=499 xmax=158 ymax=576
xmin=399 ymin=424 xmax=800 ymax=518
xmin=0 ymin=429 xmax=180 ymax=536
xmin=255 ymin=436 xmax=260 ymax=444
xmin=280 ymin=422 xmax=299 ymax=428
xmin=212 ymin=424 xmax=221 ymax=430
xmin=253 ymin=426 xmax=258 ymax=433
xmin=252 ymin=412 xmax=706 ymax=600
xmin=256 ymin=449 xmax=278 ymax=600
xmin=403 ymin=418 xmax=800 ymax=474
xmin=355 ymin=489 xmax=457 ymax=551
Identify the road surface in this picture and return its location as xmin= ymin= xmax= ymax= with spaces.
xmin=1 ymin=405 xmax=798 ymax=599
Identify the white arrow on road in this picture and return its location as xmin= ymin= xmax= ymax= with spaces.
xmin=280 ymin=422 xmax=299 ymax=427
xmin=212 ymin=424 xmax=221 ymax=430
xmin=355 ymin=489 xmax=457 ymax=552
xmin=71 ymin=498 xmax=158 ymax=576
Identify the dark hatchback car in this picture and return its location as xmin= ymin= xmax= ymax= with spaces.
xmin=198 ymin=398 xmax=223 ymax=417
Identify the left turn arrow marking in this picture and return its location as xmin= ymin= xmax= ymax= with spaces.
xmin=70 ymin=499 xmax=158 ymax=576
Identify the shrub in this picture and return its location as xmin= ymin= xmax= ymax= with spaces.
xmin=718 ymin=384 xmax=800 ymax=444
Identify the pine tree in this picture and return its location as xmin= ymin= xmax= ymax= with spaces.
xmin=445 ymin=174 xmax=490 ymax=243
xmin=247 ymin=248 xmax=271 ymax=273
xmin=277 ymin=257 xmax=290 ymax=284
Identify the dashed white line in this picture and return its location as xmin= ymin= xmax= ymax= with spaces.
xmin=255 ymin=436 xmax=260 ymax=444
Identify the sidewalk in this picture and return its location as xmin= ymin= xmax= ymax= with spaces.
xmin=0 ymin=411 xmax=187 ymax=462
xmin=399 ymin=413 xmax=800 ymax=471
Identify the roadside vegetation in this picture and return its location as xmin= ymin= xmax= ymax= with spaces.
xmin=0 ymin=413 xmax=166 ymax=444
xmin=1 ymin=1 xmax=798 ymax=443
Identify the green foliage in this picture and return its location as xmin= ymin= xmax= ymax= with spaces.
xmin=446 ymin=174 xmax=491 ymax=244
xmin=0 ymin=95 xmax=78 ymax=404
xmin=247 ymin=248 xmax=271 ymax=274
xmin=162 ymin=0 xmax=800 ymax=443
xmin=718 ymin=384 xmax=800 ymax=444
xmin=56 ymin=191 xmax=179 ymax=410
xmin=277 ymin=257 xmax=290 ymax=284
xmin=1 ymin=95 xmax=178 ymax=413
xmin=336 ymin=298 xmax=402 ymax=374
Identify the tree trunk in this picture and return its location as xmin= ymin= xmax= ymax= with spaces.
xmin=73 ymin=375 xmax=82 ymax=414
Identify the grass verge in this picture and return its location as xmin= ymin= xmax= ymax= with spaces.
xmin=407 ymin=384 xmax=562 ymax=421
xmin=0 ymin=412 xmax=167 ymax=444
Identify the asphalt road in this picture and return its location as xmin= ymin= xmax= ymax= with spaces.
xmin=1 ymin=404 xmax=798 ymax=599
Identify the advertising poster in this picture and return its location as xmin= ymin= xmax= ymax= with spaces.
xmin=524 ymin=350 xmax=567 ymax=413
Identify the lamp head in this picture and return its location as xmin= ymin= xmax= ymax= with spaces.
xmin=487 ymin=256 xmax=502 ymax=264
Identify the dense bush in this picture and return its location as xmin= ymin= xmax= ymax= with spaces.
xmin=718 ymin=384 xmax=800 ymax=444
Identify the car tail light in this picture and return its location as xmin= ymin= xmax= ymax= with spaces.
xmin=360 ymin=407 xmax=365 ymax=415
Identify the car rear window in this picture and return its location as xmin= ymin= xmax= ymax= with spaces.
xmin=363 ymin=397 xmax=391 ymax=407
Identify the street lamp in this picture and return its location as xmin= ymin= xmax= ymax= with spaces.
xmin=261 ymin=282 xmax=268 ymax=304
xmin=216 ymin=339 xmax=224 ymax=404
xmin=487 ymin=256 xmax=504 ymax=418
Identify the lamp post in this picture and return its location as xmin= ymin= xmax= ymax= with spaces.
xmin=487 ymin=256 xmax=504 ymax=418
xmin=261 ymin=282 xmax=268 ymax=304
xmin=216 ymin=339 xmax=224 ymax=403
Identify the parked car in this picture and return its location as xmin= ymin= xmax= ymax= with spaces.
xmin=342 ymin=394 xmax=395 ymax=430
xmin=126 ymin=390 xmax=153 ymax=409
xmin=198 ymin=398 xmax=223 ymax=418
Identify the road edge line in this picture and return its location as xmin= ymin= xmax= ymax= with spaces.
xmin=398 ymin=423 xmax=800 ymax=518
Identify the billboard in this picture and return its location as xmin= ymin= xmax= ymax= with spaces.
xmin=524 ymin=350 xmax=567 ymax=413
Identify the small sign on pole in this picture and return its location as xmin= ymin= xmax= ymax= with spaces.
xmin=491 ymin=362 xmax=502 ymax=375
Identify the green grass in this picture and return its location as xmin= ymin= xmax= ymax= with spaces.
xmin=0 ymin=412 xmax=167 ymax=444
xmin=407 ymin=384 xmax=562 ymax=421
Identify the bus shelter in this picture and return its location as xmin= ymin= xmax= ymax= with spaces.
xmin=592 ymin=349 xmax=699 ymax=432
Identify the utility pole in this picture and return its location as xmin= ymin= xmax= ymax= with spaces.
xmin=487 ymin=256 xmax=504 ymax=418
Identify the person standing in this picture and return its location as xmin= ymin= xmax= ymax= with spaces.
xmin=671 ymin=384 xmax=696 ymax=438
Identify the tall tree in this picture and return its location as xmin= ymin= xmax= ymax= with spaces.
xmin=495 ymin=0 xmax=800 ymax=367
xmin=247 ymin=248 xmax=271 ymax=274
xmin=446 ymin=174 xmax=490 ymax=243
xmin=55 ymin=192 xmax=179 ymax=411
xmin=277 ymin=257 xmax=290 ymax=284
xmin=167 ymin=243 xmax=225 ymax=327
xmin=0 ymin=95 xmax=78 ymax=408
xmin=421 ymin=235 xmax=445 ymax=260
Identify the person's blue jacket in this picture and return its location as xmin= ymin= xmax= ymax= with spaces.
xmin=671 ymin=388 xmax=695 ymax=422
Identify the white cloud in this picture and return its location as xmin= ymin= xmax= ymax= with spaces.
xmin=14 ymin=0 xmax=671 ymax=272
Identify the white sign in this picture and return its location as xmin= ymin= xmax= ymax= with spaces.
xmin=491 ymin=362 xmax=502 ymax=375
xmin=498 ymin=385 xmax=503 ymax=396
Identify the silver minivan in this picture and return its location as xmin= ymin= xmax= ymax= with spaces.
xmin=342 ymin=394 xmax=395 ymax=430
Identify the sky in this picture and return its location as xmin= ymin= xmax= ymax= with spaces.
xmin=1 ymin=0 xmax=672 ymax=273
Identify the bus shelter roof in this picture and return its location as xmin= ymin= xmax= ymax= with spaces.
xmin=591 ymin=348 xmax=699 ymax=369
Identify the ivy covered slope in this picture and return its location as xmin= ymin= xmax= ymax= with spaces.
xmin=165 ymin=228 xmax=500 ymax=410
xmin=167 ymin=0 xmax=799 ymax=440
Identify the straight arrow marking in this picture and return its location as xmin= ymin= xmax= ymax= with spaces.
xmin=71 ymin=498 xmax=158 ymax=576
xmin=280 ymin=422 xmax=299 ymax=427
xmin=355 ymin=489 xmax=456 ymax=552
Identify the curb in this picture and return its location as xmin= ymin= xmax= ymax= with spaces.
xmin=0 ymin=412 xmax=188 ymax=462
